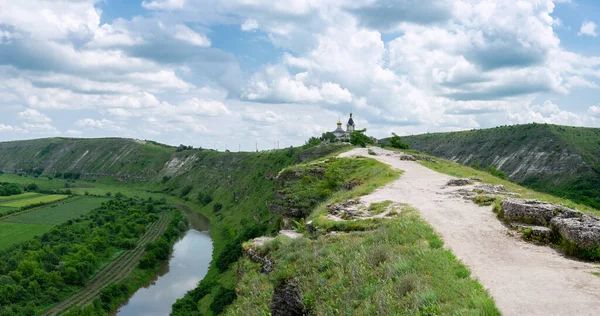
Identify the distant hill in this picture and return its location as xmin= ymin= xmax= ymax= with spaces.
xmin=399 ymin=124 xmax=600 ymax=209
xmin=0 ymin=137 xmax=175 ymax=181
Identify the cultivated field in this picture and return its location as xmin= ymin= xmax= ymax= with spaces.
xmin=6 ymin=196 xmax=109 ymax=225
xmin=0 ymin=194 xmax=68 ymax=208
xmin=42 ymin=212 xmax=172 ymax=316
xmin=0 ymin=192 xmax=41 ymax=201
xmin=0 ymin=193 xmax=112 ymax=249
xmin=0 ymin=222 xmax=53 ymax=249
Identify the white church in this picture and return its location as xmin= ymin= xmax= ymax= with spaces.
xmin=331 ymin=112 xmax=358 ymax=142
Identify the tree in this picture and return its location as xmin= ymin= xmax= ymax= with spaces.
xmin=389 ymin=133 xmax=409 ymax=149
xmin=305 ymin=136 xmax=321 ymax=147
xmin=320 ymin=131 xmax=337 ymax=143
xmin=350 ymin=130 xmax=373 ymax=147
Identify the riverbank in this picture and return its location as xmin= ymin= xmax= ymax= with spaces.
xmin=113 ymin=206 xmax=212 ymax=316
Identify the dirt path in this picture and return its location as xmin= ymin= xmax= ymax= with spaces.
xmin=42 ymin=212 xmax=171 ymax=316
xmin=340 ymin=147 xmax=600 ymax=316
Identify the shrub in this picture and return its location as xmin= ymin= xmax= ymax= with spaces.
xmin=350 ymin=130 xmax=373 ymax=147
xmin=213 ymin=203 xmax=223 ymax=213
xmin=210 ymin=287 xmax=237 ymax=314
xmin=487 ymin=166 xmax=508 ymax=180
xmin=389 ymin=134 xmax=409 ymax=149
xmin=180 ymin=185 xmax=193 ymax=197
xmin=197 ymin=192 xmax=213 ymax=206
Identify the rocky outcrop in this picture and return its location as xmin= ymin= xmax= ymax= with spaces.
xmin=501 ymin=199 xmax=580 ymax=226
xmin=446 ymin=178 xmax=471 ymax=186
xmin=501 ymin=198 xmax=600 ymax=251
xmin=244 ymin=237 xmax=275 ymax=274
xmin=551 ymin=215 xmax=600 ymax=250
xmin=271 ymin=278 xmax=305 ymax=316
xmin=510 ymin=223 xmax=553 ymax=242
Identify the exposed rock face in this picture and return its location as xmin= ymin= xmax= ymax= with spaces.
xmin=501 ymin=199 xmax=580 ymax=226
xmin=446 ymin=178 xmax=471 ymax=186
xmin=502 ymin=198 xmax=600 ymax=251
xmin=399 ymin=154 xmax=416 ymax=161
xmin=551 ymin=215 xmax=600 ymax=250
xmin=271 ymin=278 xmax=304 ymax=316
xmin=244 ymin=237 xmax=275 ymax=274
xmin=510 ymin=223 xmax=553 ymax=241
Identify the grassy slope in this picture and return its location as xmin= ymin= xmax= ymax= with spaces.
xmin=225 ymin=157 xmax=498 ymax=315
xmin=397 ymin=123 xmax=600 ymax=208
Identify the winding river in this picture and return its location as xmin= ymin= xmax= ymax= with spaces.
xmin=114 ymin=208 xmax=212 ymax=316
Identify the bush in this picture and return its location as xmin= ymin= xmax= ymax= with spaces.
xmin=210 ymin=287 xmax=237 ymax=315
xmin=389 ymin=134 xmax=409 ymax=149
xmin=213 ymin=203 xmax=223 ymax=213
xmin=350 ymin=130 xmax=374 ymax=147
xmin=180 ymin=185 xmax=193 ymax=197
xmin=197 ymin=192 xmax=213 ymax=206
xmin=487 ymin=166 xmax=508 ymax=180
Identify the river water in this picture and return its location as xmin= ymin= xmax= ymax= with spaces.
xmin=114 ymin=208 xmax=212 ymax=316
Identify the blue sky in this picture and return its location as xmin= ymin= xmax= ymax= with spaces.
xmin=0 ymin=0 xmax=599 ymax=150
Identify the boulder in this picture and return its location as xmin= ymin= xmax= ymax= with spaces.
xmin=399 ymin=154 xmax=416 ymax=161
xmin=550 ymin=214 xmax=600 ymax=250
xmin=279 ymin=230 xmax=303 ymax=239
xmin=271 ymin=278 xmax=305 ymax=316
xmin=501 ymin=199 xmax=581 ymax=226
xmin=510 ymin=223 xmax=553 ymax=241
xmin=446 ymin=178 xmax=471 ymax=186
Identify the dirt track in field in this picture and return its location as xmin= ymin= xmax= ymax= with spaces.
xmin=42 ymin=212 xmax=171 ymax=316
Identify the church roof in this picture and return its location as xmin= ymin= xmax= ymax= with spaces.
xmin=347 ymin=117 xmax=354 ymax=125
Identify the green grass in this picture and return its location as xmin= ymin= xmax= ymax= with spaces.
xmin=0 ymin=222 xmax=53 ymax=249
xmin=229 ymin=208 xmax=499 ymax=315
xmin=0 ymin=192 xmax=41 ymax=201
xmin=5 ymin=196 xmax=109 ymax=225
xmin=418 ymin=157 xmax=600 ymax=215
xmin=0 ymin=194 xmax=69 ymax=208
xmin=0 ymin=206 xmax=18 ymax=216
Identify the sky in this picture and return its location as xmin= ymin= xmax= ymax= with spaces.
xmin=0 ymin=0 xmax=599 ymax=150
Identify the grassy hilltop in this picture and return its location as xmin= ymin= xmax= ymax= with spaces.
xmin=398 ymin=123 xmax=600 ymax=208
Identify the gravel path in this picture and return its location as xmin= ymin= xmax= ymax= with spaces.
xmin=340 ymin=147 xmax=600 ymax=316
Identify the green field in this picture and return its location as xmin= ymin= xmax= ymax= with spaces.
xmin=0 ymin=194 xmax=69 ymax=208
xmin=6 ymin=196 xmax=109 ymax=225
xmin=0 ymin=192 xmax=41 ymax=201
xmin=0 ymin=206 xmax=18 ymax=216
xmin=0 ymin=222 xmax=53 ymax=249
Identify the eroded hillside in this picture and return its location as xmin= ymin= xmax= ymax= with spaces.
xmin=399 ymin=124 xmax=600 ymax=208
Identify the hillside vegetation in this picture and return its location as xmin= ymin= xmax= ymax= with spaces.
xmin=399 ymin=124 xmax=600 ymax=208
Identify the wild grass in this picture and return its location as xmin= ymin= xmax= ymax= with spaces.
xmin=419 ymin=158 xmax=600 ymax=216
xmin=228 ymin=209 xmax=499 ymax=315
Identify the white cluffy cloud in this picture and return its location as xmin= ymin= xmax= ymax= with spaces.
xmin=142 ymin=0 xmax=186 ymax=10
xmin=0 ymin=0 xmax=599 ymax=148
xmin=241 ymin=19 xmax=259 ymax=31
xmin=578 ymin=21 xmax=597 ymax=37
